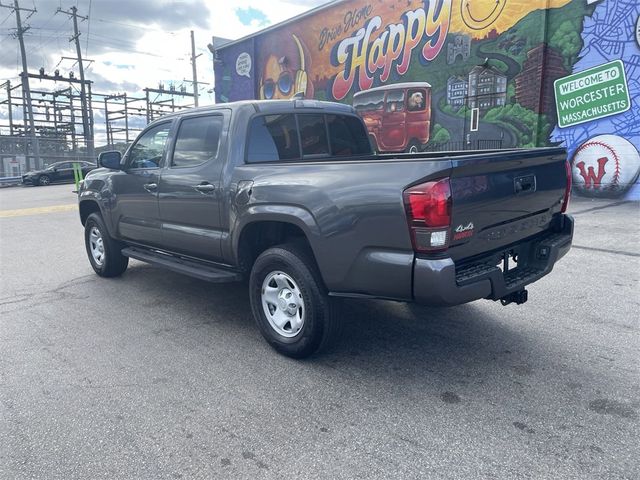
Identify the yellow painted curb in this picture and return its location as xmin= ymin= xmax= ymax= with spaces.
xmin=0 ymin=204 xmax=77 ymax=218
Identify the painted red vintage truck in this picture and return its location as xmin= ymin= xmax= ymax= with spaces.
xmin=353 ymin=82 xmax=431 ymax=153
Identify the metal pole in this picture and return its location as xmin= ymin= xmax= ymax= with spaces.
xmin=10 ymin=0 xmax=41 ymax=169
xmin=145 ymin=90 xmax=151 ymax=123
xmin=5 ymin=81 xmax=13 ymax=136
xmin=68 ymin=6 xmax=94 ymax=160
xmin=191 ymin=30 xmax=199 ymax=107
xmin=124 ymin=94 xmax=129 ymax=144
xmin=104 ymin=97 xmax=110 ymax=147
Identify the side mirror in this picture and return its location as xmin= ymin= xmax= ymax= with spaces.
xmin=98 ymin=151 xmax=122 ymax=170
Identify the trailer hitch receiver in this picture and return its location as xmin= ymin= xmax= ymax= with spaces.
xmin=500 ymin=289 xmax=528 ymax=306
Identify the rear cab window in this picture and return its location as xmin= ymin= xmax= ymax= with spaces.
xmin=298 ymin=114 xmax=329 ymax=157
xmin=247 ymin=114 xmax=300 ymax=163
xmin=246 ymin=112 xmax=370 ymax=163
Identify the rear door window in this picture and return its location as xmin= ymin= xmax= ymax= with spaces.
xmin=298 ymin=114 xmax=329 ymax=157
xmin=247 ymin=114 xmax=300 ymax=163
xmin=327 ymin=115 xmax=371 ymax=156
xmin=172 ymin=115 xmax=223 ymax=168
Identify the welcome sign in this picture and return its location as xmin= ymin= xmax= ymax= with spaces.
xmin=554 ymin=60 xmax=630 ymax=128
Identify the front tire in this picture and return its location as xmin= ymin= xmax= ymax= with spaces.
xmin=38 ymin=175 xmax=51 ymax=186
xmin=84 ymin=213 xmax=128 ymax=277
xmin=249 ymin=244 xmax=340 ymax=358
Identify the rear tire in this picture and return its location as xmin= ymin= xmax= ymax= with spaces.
xmin=84 ymin=212 xmax=128 ymax=277
xmin=38 ymin=175 xmax=51 ymax=186
xmin=249 ymin=243 xmax=341 ymax=358
xmin=406 ymin=140 xmax=421 ymax=154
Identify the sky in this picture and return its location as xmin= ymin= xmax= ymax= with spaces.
xmin=0 ymin=0 xmax=329 ymax=141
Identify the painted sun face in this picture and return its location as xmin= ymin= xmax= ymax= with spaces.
xmin=460 ymin=0 xmax=508 ymax=31
xmin=261 ymin=55 xmax=296 ymax=100
xmin=451 ymin=0 xmax=572 ymax=38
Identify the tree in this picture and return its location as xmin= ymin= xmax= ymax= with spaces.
xmin=549 ymin=21 xmax=582 ymax=69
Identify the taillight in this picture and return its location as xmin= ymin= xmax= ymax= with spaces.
xmin=403 ymin=177 xmax=452 ymax=252
xmin=561 ymin=160 xmax=572 ymax=213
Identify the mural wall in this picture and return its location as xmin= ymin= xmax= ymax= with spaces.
xmin=214 ymin=0 xmax=640 ymax=198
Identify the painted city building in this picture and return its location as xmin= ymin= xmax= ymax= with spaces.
xmin=214 ymin=0 xmax=640 ymax=199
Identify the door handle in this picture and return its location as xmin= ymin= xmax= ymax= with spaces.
xmin=514 ymin=174 xmax=536 ymax=194
xmin=143 ymin=183 xmax=158 ymax=192
xmin=194 ymin=183 xmax=215 ymax=193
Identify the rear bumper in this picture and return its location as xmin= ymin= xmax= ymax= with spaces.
xmin=413 ymin=215 xmax=574 ymax=306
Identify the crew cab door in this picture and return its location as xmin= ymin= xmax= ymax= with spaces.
xmin=158 ymin=112 xmax=227 ymax=261
xmin=111 ymin=122 xmax=171 ymax=246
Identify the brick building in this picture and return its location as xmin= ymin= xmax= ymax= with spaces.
xmin=515 ymin=44 xmax=568 ymax=115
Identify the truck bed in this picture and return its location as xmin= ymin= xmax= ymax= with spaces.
xmin=229 ymin=146 xmax=569 ymax=301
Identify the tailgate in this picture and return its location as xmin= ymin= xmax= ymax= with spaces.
xmin=448 ymin=148 xmax=567 ymax=261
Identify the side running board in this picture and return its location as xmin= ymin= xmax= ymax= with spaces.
xmin=121 ymin=247 xmax=242 ymax=283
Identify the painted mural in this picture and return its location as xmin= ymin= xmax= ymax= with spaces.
xmin=214 ymin=0 xmax=640 ymax=198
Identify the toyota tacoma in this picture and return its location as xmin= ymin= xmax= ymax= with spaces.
xmin=78 ymin=100 xmax=573 ymax=358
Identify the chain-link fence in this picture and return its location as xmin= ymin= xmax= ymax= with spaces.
xmin=0 ymin=135 xmax=97 ymax=183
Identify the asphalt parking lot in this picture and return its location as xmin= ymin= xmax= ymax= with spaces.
xmin=1 ymin=184 xmax=638 ymax=480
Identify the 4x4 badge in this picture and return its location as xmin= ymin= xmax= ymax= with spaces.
xmin=453 ymin=222 xmax=474 ymax=240
xmin=455 ymin=222 xmax=474 ymax=233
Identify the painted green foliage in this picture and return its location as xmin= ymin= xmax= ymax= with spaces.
xmin=549 ymin=21 xmax=583 ymax=70
xmin=484 ymin=104 xmax=553 ymax=148
xmin=431 ymin=123 xmax=451 ymax=144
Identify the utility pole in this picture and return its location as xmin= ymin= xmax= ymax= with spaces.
xmin=1 ymin=80 xmax=14 ymax=135
xmin=190 ymin=30 xmax=201 ymax=107
xmin=58 ymin=6 xmax=94 ymax=160
xmin=1 ymin=0 xmax=41 ymax=169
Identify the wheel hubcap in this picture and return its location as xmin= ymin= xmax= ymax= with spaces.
xmin=261 ymin=271 xmax=305 ymax=338
xmin=89 ymin=226 xmax=105 ymax=267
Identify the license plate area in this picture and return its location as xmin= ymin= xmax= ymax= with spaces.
xmin=496 ymin=250 xmax=519 ymax=273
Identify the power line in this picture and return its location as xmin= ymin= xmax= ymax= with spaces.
xmin=95 ymin=17 xmax=177 ymax=35
xmin=0 ymin=11 xmax=12 ymax=25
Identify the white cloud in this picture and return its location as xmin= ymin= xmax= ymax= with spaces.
xmin=0 ymin=0 xmax=328 ymax=142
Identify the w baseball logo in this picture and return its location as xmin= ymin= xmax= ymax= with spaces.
xmin=572 ymin=135 xmax=640 ymax=196
xmin=576 ymin=156 xmax=608 ymax=189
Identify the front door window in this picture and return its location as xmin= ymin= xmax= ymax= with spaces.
xmin=128 ymin=123 xmax=171 ymax=169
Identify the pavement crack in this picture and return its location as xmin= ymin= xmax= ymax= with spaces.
xmin=571 ymin=245 xmax=640 ymax=258
xmin=571 ymin=200 xmax=635 ymax=215
xmin=0 ymin=294 xmax=33 ymax=306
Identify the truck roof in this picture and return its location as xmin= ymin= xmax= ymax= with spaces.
xmin=150 ymin=99 xmax=356 ymax=124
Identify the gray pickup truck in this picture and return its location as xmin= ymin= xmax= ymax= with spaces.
xmin=78 ymin=99 xmax=573 ymax=358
